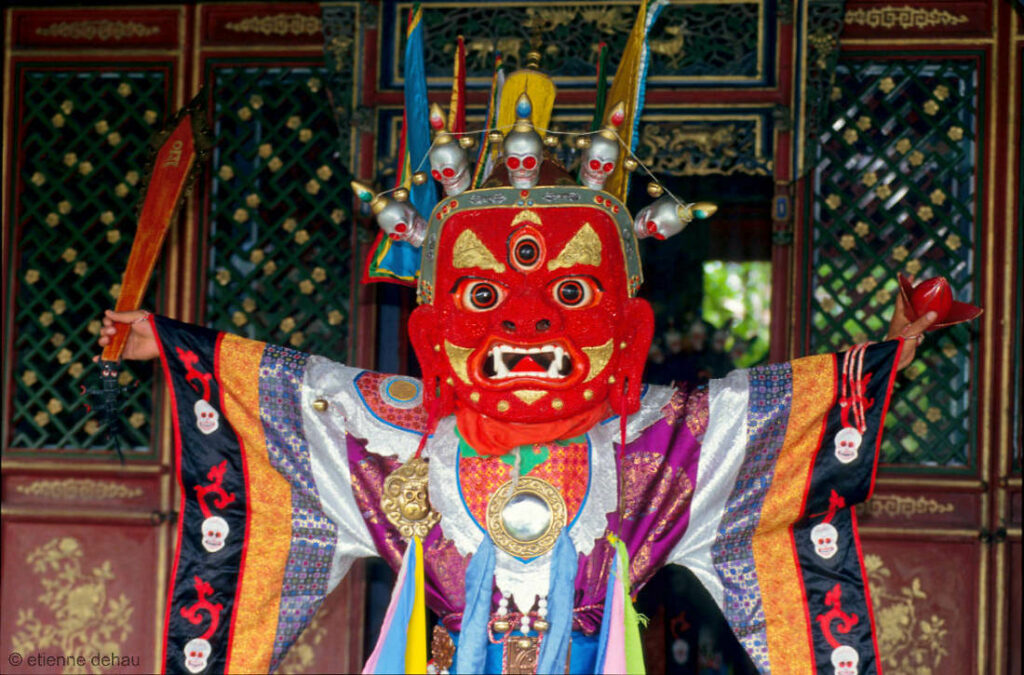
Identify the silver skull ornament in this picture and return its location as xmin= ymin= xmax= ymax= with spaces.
xmin=833 ymin=427 xmax=862 ymax=464
xmin=579 ymin=133 xmax=619 ymax=191
xmin=373 ymin=194 xmax=428 ymax=248
xmin=429 ymin=134 xmax=471 ymax=196
xmin=633 ymin=196 xmax=718 ymax=240
xmin=194 ymin=399 xmax=219 ymax=435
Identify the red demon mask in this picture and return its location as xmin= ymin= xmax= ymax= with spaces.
xmin=409 ymin=187 xmax=654 ymax=442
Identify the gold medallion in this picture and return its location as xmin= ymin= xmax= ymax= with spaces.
xmin=486 ymin=476 xmax=566 ymax=558
xmin=381 ymin=457 xmax=440 ymax=539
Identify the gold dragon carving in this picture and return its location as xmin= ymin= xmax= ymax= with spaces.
xmin=11 ymin=537 xmax=135 ymax=675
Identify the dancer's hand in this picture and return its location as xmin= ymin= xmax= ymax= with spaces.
xmin=886 ymin=294 xmax=937 ymax=371
xmin=96 ymin=309 xmax=159 ymax=361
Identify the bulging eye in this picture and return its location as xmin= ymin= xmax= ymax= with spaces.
xmin=443 ymin=167 xmax=455 ymax=177
xmin=552 ymin=277 xmax=597 ymax=308
xmin=459 ymin=280 xmax=505 ymax=311
xmin=603 ymin=161 xmax=614 ymax=172
xmin=431 ymin=169 xmax=442 ymax=180
xmin=506 ymin=157 xmax=521 ymax=169
xmin=523 ymin=156 xmax=537 ymax=169
xmin=508 ymin=227 xmax=545 ymax=272
xmin=589 ymin=159 xmax=601 ymax=170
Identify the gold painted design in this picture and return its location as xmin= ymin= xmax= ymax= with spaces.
xmin=551 ymin=398 xmax=563 ymax=410
xmin=444 ymin=341 xmax=474 ymax=384
xmin=15 ymin=479 xmax=142 ymax=501
xmin=35 ymin=20 xmax=159 ymax=40
xmin=582 ymin=339 xmax=614 ymax=383
xmin=510 ymin=209 xmax=542 ymax=228
xmin=381 ymin=458 xmax=441 ymax=540
xmin=452 ymin=230 xmax=506 ymax=272
xmin=512 ymin=390 xmax=548 ymax=405
xmin=547 ymin=223 xmax=601 ymax=270
xmin=497 ymin=400 xmax=510 ymax=412
xmin=637 ymin=119 xmax=769 ymax=176
xmin=11 ymin=537 xmax=135 ymax=664
xmin=486 ymin=477 xmax=566 ymax=558
xmin=225 ymin=13 xmax=322 ymax=36
xmin=844 ymin=6 xmax=969 ymax=29
xmin=865 ymin=554 xmax=949 ymax=672
xmin=862 ymin=495 xmax=954 ymax=519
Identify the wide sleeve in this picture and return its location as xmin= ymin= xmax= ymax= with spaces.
xmin=152 ymin=316 xmax=377 ymax=674
xmin=668 ymin=339 xmax=903 ymax=675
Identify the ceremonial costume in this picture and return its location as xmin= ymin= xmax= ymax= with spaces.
xmin=150 ymin=7 xmax=914 ymax=673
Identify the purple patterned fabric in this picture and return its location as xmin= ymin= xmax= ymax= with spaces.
xmin=258 ymin=345 xmax=338 ymax=670
xmin=346 ymin=385 xmax=708 ymax=634
xmin=710 ymin=362 xmax=792 ymax=671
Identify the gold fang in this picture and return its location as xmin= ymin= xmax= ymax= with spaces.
xmin=444 ymin=341 xmax=474 ymax=384
xmin=452 ymin=229 xmax=506 ymax=272
xmin=511 ymin=209 xmax=542 ymax=227
xmin=512 ymin=390 xmax=548 ymax=405
xmin=547 ymin=223 xmax=602 ymax=270
xmin=582 ymin=339 xmax=614 ymax=382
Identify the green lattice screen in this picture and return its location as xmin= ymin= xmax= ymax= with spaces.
xmin=7 ymin=67 xmax=169 ymax=455
xmin=205 ymin=62 xmax=353 ymax=362
xmin=809 ymin=58 xmax=979 ymax=469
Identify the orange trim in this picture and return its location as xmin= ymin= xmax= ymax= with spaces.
xmin=219 ymin=334 xmax=292 ymax=673
xmin=752 ymin=354 xmax=836 ymax=673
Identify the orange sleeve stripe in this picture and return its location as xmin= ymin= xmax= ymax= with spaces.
xmin=218 ymin=334 xmax=293 ymax=674
xmin=752 ymin=354 xmax=835 ymax=673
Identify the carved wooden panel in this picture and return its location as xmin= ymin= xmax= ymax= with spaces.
xmin=0 ymin=519 xmax=169 ymax=674
xmin=842 ymin=1 xmax=992 ymax=40
xmin=859 ymin=536 xmax=981 ymax=674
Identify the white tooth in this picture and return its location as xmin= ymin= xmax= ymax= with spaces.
xmin=546 ymin=359 xmax=560 ymax=378
xmin=553 ymin=346 xmax=565 ymax=374
xmin=493 ymin=347 xmax=509 ymax=378
xmin=529 ymin=347 xmax=540 ymax=354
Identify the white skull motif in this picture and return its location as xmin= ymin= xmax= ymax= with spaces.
xmin=671 ymin=638 xmax=690 ymax=665
xmin=374 ymin=198 xmax=428 ymax=248
xmin=811 ymin=522 xmax=840 ymax=559
xmin=579 ymin=133 xmax=619 ymax=190
xmin=831 ymin=645 xmax=859 ymax=675
xmin=194 ymin=399 xmax=219 ymax=435
xmin=834 ymin=427 xmax=863 ymax=464
xmin=429 ymin=137 xmax=470 ymax=196
xmin=201 ymin=515 xmax=229 ymax=553
xmin=184 ymin=637 xmax=211 ymax=673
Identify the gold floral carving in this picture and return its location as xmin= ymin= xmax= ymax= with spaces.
xmin=865 ymin=554 xmax=948 ymax=673
xmin=225 ymin=14 xmax=322 ymax=37
xmin=16 ymin=479 xmax=143 ymax=501
xmin=862 ymin=495 xmax=954 ymax=519
xmin=11 ymin=537 xmax=135 ymax=669
xmin=36 ymin=20 xmax=159 ymax=41
xmin=844 ymin=6 xmax=969 ymax=30
xmin=381 ymin=458 xmax=441 ymax=539
xmin=277 ymin=602 xmax=329 ymax=673
xmin=486 ymin=477 xmax=566 ymax=558
xmin=547 ymin=224 xmax=602 ymax=270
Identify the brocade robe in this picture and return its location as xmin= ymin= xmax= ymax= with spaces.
xmin=154 ymin=317 xmax=902 ymax=674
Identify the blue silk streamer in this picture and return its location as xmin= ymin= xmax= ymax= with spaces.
xmin=536 ymin=528 xmax=577 ymax=673
xmin=371 ymin=542 xmax=417 ymax=673
xmin=453 ymin=535 xmax=495 ymax=674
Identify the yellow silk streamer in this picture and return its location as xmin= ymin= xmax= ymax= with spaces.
xmin=405 ymin=536 xmax=427 ymax=673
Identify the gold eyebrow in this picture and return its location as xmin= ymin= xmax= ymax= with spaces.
xmin=547 ymin=223 xmax=602 ymax=270
xmin=510 ymin=209 xmax=542 ymax=227
xmin=451 ymin=229 xmax=506 ymax=272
